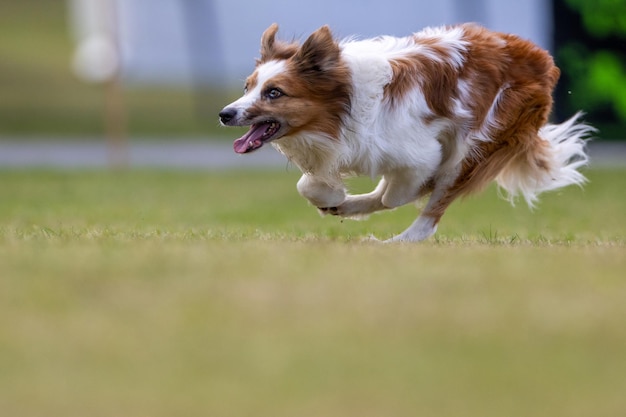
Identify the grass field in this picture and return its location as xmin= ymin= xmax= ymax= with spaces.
xmin=1 ymin=168 xmax=625 ymax=416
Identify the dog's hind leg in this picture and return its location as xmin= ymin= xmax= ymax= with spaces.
xmin=386 ymin=170 xmax=459 ymax=242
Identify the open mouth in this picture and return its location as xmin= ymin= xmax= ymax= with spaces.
xmin=233 ymin=121 xmax=281 ymax=154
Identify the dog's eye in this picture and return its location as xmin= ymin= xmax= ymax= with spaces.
xmin=243 ymin=85 xmax=249 ymax=94
xmin=266 ymin=88 xmax=283 ymax=99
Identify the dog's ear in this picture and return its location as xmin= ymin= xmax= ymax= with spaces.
xmin=260 ymin=23 xmax=279 ymax=60
xmin=294 ymin=25 xmax=340 ymax=73
xmin=258 ymin=23 xmax=298 ymax=64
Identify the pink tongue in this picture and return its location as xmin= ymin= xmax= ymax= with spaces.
xmin=233 ymin=123 xmax=268 ymax=154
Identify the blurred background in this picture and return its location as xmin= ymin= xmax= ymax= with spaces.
xmin=0 ymin=0 xmax=624 ymax=149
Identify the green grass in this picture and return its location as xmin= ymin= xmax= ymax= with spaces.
xmin=1 ymin=168 xmax=623 ymax=244
xmin=0 ymin=168 xmax=625 ymax=416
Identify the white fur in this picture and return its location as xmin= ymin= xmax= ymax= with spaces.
xmin=496 ymin=112 xmax=594 ymax=207
xmin=413 ymin=25 xmax=468 ymax=68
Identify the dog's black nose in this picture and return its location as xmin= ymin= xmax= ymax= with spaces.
xmin=219 ymin=108 xmax=237 ymax=125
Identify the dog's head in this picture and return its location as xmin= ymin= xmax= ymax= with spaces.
xmin=219 ymin=24 xmax=352 ymax=154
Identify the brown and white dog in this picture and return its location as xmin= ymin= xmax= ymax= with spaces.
xmin=219 ymin=23 xmax=593 ymax=242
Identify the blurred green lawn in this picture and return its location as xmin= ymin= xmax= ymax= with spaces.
xmin=0 ymin=168 xmax=625 ymax=416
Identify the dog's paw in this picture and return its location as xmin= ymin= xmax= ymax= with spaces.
xmin=317 ymin=206 xmax=339 ymax=216
xmin=318 ymin=203 xmax=371 ymax=220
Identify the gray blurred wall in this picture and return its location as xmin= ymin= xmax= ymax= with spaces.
xmin=71 ymin=0 xmax=551 ymax=86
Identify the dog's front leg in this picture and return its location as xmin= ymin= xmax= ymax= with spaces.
xmin=325 ymin=170 xmax=431 ymax=218
xmin=296 ymin=174 xmax=346 ymax=209
xmin=320 ymin=177 xmax=388 ymax=219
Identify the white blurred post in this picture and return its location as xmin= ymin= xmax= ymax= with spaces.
xmin=69 ymin=0 xmax=128 ymax=168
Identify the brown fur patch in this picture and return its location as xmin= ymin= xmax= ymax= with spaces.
xmin=385 ymin=57 xmax=428 ymax=108
xmin=283 ymin=26 xmax=352 ymax=139
xmin=384 ymin=27 xmax=479 ymax=117
xmin=384 ymin=42 xmax=460 ymax=117
xmin=422 ymin=26 xmax=562 ymax=220
xmin=457 ymin=24 xmax=509 ymax=130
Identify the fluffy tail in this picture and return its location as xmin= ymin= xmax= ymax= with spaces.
xmin=495 ymin=112 xmax=595 ymax=207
